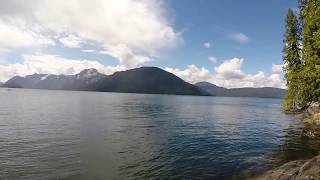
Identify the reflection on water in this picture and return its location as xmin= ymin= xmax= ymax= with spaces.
xmin=271 ymin=123 xmax=320 ymax=165
xmin=0 ymin=88 xmax=319 ymax=180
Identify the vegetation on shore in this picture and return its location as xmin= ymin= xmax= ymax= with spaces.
xmin=283 ymin=0 xmax=320 ymax=112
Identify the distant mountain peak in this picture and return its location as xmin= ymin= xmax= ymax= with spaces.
xmin=77 ymin=68 xmax=101 ymax=79
xmin=79 ymin=68 xmax=99 ymax=74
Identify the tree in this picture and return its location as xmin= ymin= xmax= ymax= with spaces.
xmin=300 ymin=0 xmax=320 ymax=106
xmin=283 ymin=9 xmax=303 ymax=111
xmin=283 ymin=0 xmax=320 ymax=112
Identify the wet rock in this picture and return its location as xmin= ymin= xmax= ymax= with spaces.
xmin=304 ymin=103 xmax=320 ymax=125
xmin=250 ymin=155 xmax=320 ymax=180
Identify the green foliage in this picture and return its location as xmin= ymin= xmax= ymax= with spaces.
xmin=301 ymin=0 xmax=320 ymax=103
xmin=283 ymin=9 xmax=303 ymax=111
xmin=283 ymin=1 xmax=320 ymax=112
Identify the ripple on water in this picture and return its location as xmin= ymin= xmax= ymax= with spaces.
xmin=0 ymin=89 xmax=319 ymax=179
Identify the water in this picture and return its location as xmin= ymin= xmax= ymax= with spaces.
xmin=1 ymin=88 xmax=320 ymax=180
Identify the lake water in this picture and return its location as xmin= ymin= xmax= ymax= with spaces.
xmin=1 ymin=88 xmax=320 ymax=180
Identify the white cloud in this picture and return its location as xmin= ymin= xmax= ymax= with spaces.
xmin=82 ymin=49 xmax=97 ymax=53
xmin=272 ymin=64 xmax=283 ymax=73
xmin=166 ymin=58 xmax=285 ymax=89
xmin=165 ymin=65 xmax=211 ymax=84
xmin=59 ymin=34 xmax=83 ymax=48
xmin=267 ymin=74 xmax=283 ymax=88
xmin=229 ymin=32 xmax=249 ymax=43
xmin=0 ymin=0 xmax=181 ymax=68
xmin=0 ymin=20 xmax=55 ymax=49
xmin=214 ymin=58 xmax=245 ymax=79
xmin=203 ymin=42 xmax=211 ymax=48
xmin=0 ymin=53 xmax=125 ymax=82
xmin=99 ymin=44 xmax=151 ymax=68
xmin=208 ymin=56 xmax=217 ymax=63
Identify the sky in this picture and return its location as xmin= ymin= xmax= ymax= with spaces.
xmin=0 ymin=0 xmax=298 ymax=88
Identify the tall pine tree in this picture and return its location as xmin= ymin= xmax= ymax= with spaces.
xmin=300 ymin=0 xmax=320 ymax=106
xmin=283 ymin=8 xmax=303 ymax=111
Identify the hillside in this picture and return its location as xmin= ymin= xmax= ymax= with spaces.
xmin=195 ymin=81 xmax=286 ymax=99
xmin=3 ymin=67 xmax=206 ymax=96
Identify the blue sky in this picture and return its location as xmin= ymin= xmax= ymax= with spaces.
xmin=0 ymin=0 xmax=298 ymax=88
xmin=161 ymin=0 xmax=297 ymax=73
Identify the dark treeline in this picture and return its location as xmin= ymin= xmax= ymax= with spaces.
xmin=283 ymin=0 xmax=320 ymax=112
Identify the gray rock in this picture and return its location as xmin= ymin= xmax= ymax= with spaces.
xmin=250 ymin=155 xmax=320 ymax=180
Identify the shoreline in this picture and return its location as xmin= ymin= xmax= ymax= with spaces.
xmin=250 ymin=106 xmax=320 ymax=180
xmin=249 ymin=155 xmax=320 ymax=180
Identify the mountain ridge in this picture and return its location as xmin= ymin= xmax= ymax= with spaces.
xmin=3 ymin=67 xmax=206 ymax=96
xmin=2 ymin=67 xmax=286 ymax=98
xmin=195 ymin=81 xmax=286 ymax=99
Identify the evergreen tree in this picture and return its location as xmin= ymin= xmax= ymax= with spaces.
xmin=283 ymin=9 xmax=303 ymax=111
xmin=300 ymin=0 xmax=320 ymax=106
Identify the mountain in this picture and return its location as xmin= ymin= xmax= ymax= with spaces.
xmin=3 ymin=68 xmax=106 ymax=90
xmin=3 ymin=67 xmax=206 ymax=96
xmin=195 ymin=82 xmax=227 ymax=95
xmin=195 ymin=81 xmax=286 ymax=99
xmin=90 ymin=67 xmax=205 ymax=95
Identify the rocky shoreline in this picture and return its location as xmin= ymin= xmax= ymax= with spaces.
xmin=249 ymin=105 xmax=320 ymax=180
xmin=249 ymin=155 xmax=320 ymax=180
xmin=304 ymin=104 xmax=320 ymax=125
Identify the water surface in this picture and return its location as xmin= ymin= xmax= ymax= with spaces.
xmin=0 ymin=88 xmax=319 ymax=179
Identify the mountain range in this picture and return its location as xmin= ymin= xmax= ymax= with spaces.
xmin=2 ymin=67 xmax=205 ymax=96
xmin=1 ymin=67 xmax=286 ymax=98
xmin=195 ymin=82 xmax=286 ymax=99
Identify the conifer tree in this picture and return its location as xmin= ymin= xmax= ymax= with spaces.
xmin=300 ymin=0 xmax=320 ymax=107
xmin=283 ymin=9 xmax=303 ymax=111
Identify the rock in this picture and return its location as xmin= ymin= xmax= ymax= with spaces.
xmin=304 ymin=117 xmax=314 ymax=124
xmin=250 ymin=155 xmax=320 ymax=180
xmin=313 ymin=113 xmax=320 ymax=125
xmin=304 ymin=113 xmax=320 ymax=125
xmin=296 ymin=155 xmax=320 ymax=180
xmin=308 ymin=103 xmax=320 ymax=115
xmin=304 ymin=102 xmax=320 ymax=125
xmin=249 ymin=161 xmax=305 ymax=180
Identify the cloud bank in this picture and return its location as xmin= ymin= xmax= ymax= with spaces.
xmin=166 ymin=58 xmax=285 ymax=89
xmin=0 ymin=0 xmax=181 ymax=68
xmin=0 ymin=53 xmax=125 ymax=82
xmin=0 ymin=1 xmax=284 ymax=89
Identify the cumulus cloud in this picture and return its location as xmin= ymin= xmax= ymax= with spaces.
xmin=267 ymin=74 xmax=283 ymax=87
xmin=229 ymin=32 xmax=249 ymax=43
xmin=165 ymin=65 xmax=211 ymax=84
xmin=0 ymin=53 xmax=125 ymax=82
xmin=99 ymin=44 xmax=151 ymax=68
xmin=272 ymin=64 xmax=283 ymax=73
xmin=0 ymin=20 xmax=55 ymax=49
xmin=214 ymin=58 xmax=245 ymax=79
xmin=0 ymin=0 xmax=181 ymax=68
xmin=166 ymin=58 xmax=285 ymax=89
xmin=203 ymin=42 xmax=211 ymax=48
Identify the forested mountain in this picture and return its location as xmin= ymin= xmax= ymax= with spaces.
xmin=195 ymin=82 xmax=286 ymax=99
